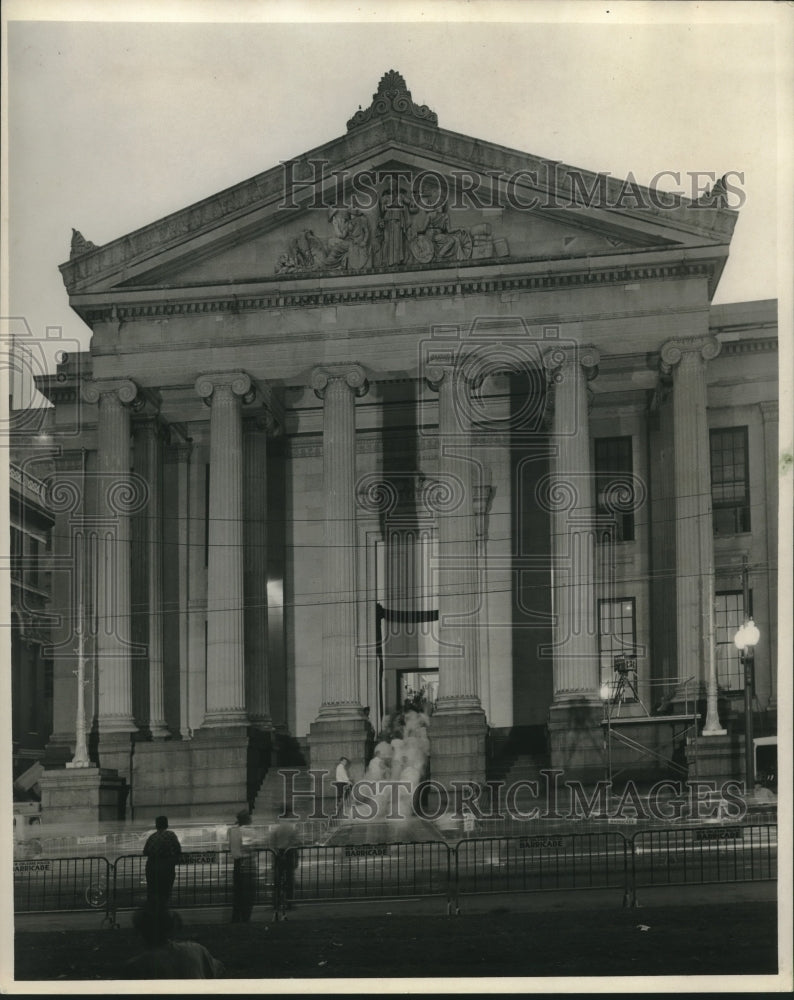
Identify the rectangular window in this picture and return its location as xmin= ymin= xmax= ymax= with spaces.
xmin=598 ymin=597 xmax=637 ymax=697
xmin=710 ymin=427 xmax=750 ymax=535
xmin=714 ymin=590 xmax=751 ymax=693
xmin=595 ymin=436 xmax=635 ymax=543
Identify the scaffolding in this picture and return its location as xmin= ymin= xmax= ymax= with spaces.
xmin=600 ymin=658 xmax=699 ymax=785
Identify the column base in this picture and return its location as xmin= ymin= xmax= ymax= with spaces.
xmin=428 ymin=704 xmax=487 ymax=790
xmin=690 ymin=732 xmax=743 ymax=784
xmin=308 ymin=716 xmax=369 ymax=807
xmin=39 ymin=766 xmax=127 ymax=824
xmin=133 ymin=727 xmax=252 ymax=819
xmin=548 ymin=701 xmax=606 ymax=785
xmin=201 ymin=710 xmax=249 ymax=728
xmin=94 ymin=731 xmax=135 ymax=782
xmin=147 ymin=723 xmax=172 ymax=740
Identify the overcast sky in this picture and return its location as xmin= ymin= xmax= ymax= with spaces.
xmin=4 ymin=3 xmax=792 ymax=381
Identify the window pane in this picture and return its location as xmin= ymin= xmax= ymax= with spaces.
xmin=710 ymin=427 xmax=750 ymax=535
xmin=595 ymin=436 xmax=635 ymax=543
xmin=598 ymin=597 xmax=637 ymax=698
xmin=714 ymin=591 xmax=746 ymax=692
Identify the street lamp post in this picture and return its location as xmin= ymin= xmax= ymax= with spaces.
xmin=734 ymin=617 xmax=760 ymax=793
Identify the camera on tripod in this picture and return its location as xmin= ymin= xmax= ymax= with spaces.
xmin=613 ymin=654 xmax=636 ymax=677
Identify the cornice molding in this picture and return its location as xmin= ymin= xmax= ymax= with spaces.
xmin=76 ymin=260 xmax=718 ymax=324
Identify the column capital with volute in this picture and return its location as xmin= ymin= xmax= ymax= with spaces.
xmin=311 ymin=363 xmax=369 ymax=399
xmin=81 ymin=377 xmax=141 ymax=408
xmin=542 ymin=345 xmax=600 ymax=383
xmin=195 ymin=371 xmax=254 ymax=405
xmin=660 ymin=336 xmax=721 ymax=373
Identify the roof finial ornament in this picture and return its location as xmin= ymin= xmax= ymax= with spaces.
xmin=70 ymin=228 xmax=98 ymax=260
xmin=347 ymin=70 xmax=438 ymax=132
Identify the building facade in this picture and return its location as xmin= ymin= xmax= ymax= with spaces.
xmin=29 ymin=72 xmax=777 ymax=818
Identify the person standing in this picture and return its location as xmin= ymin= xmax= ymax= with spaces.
xmin=143 ymin=816 xmax=182 ymax=905
xmin=334 ymin=756 xmax=352 ymax=817
xmin=228 ymin=810 xmax=256 ymax=923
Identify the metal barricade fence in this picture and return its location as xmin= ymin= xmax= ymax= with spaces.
xmin=111 ymin=849 xmax=278 ymax=918
xmin=13 ymin=855 xmax=112 ymax=916
xmin=631 ymin=823 xmax=777 ymax=890
xmin=454 ymin=833 xmax=630 ymax=906
xmin=13 ymin=826 xmax=779 ymax=921
xmin=281 ymin=841 xmax=452 ymax=908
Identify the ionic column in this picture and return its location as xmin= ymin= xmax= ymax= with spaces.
xmin=543 ymin=346 xmax=600 ymax=701
xmin=195 ymin=372 xmax=252 ymax=727
xmin=44 ymin=451 xmax=86 ymax=756
xmin=243 ymin=409 xmax=274 ymax=729
xmin=310 ymin=364 xmax=369 ymax=717
xmin=81 ymin=379 xmax=139 ymax=735
xmin=426 ymin=362 xmax=482 ymax=710
xmin=660 ymin=336 xmax=723 ymax=733
xmin=133 ymin=416 xmax=169 ymax=737
xmin=165 ymin=437 xmax=193 ymax=738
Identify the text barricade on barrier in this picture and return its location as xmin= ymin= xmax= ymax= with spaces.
xmin=112 ymin=850 xmax=278 ymax=913
xmin=454 ymin=833 xmax=630 ymax=898
xmin=631 ymin=824 xmax=778 ymax=888
xmin=13 ymin=855 xmax=112 ymax=914
xmin=283 ymin=841 xmax=452 ymax=904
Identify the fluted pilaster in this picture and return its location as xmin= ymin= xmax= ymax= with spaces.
xmin=243 ymin=409 xmax=274 ymax=728
xmin=426 ymin=361 xmax=482 ymax=709
xmin=312 ymin=364 xmax=368 ymax=718
xmin=195 ymin=372 xmax=251 ymax=726
xmin=543 ymin=346 xmax=600 ymax=701
xmin=134 ymin=417 xmax=169 ymax=737
xmin=661 ymin=336 xmax=722 ymax=732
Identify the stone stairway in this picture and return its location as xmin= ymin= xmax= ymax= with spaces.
xmin=486 ymin=726 xmax=551 ymax=814
xmin=251 ymin=734 xmax=321 ymax=826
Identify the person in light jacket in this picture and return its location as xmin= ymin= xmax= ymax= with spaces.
xmin=228 ymin=810 xmax=256 ymax=923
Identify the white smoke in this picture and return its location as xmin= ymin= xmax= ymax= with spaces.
xmin=358 ymin=710 xmax=430 ymax=820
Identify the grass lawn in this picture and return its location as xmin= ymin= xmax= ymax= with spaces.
xmin=14 ymin=901 xmax=777 ymax=982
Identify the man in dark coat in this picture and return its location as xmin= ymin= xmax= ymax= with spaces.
xmin=143 ymin=815 xmax=182 ymax=905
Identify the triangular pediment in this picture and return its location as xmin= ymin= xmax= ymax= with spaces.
xmin=60 ymin=71 xmax=738 ymax=306
xmin=112 ymin=165 xmax=681 ymax=292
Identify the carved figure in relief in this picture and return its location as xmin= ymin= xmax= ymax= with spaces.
xmin=347 ymin=209 xmax=373 ymax=270
xmin=374 ymin=183 xmax=413 ymax=268
xmin=276 ymin=208 xmax=373 ymax=274
xmin=275 ymin=178 xmax=507 ymax=274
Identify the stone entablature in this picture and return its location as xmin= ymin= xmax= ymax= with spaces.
xmin=72 ymin=258 xmax=719 ymax=325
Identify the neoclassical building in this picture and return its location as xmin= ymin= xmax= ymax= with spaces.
xmin=32 ymin=72 xmax=778 ymax=819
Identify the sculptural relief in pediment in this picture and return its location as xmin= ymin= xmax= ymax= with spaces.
xmin=275 ymin=176 xmax=509 ymax=277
